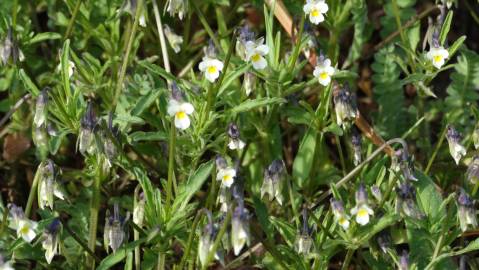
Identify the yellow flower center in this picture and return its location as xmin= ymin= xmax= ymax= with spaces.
xmin=311 ymin=9 xmax=319 ymax=17
xmin=207 ymin=66 xmax=217 ymax=74
xmin=433 ymin=55 xmax=443 ymax=63
xmin=319 ymin=72 xmax=329 ymax=80
xmin=20 ymin=225 xmax=30 ymax=235
xmin=176 ymin=111 xmax=186 ymax=119
xmin=251 ymin=54 xmax=261 ymax=62
xmin=223 ymin=174 xmax=232 ymax=182
xmin=338 ymin=217 xmax=347 ymax=225
xmin=357 ymin=208 xmax=369 ymax=218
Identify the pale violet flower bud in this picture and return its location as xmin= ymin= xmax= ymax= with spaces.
xmin=396 ymin=182 xmax=424 ymax=219
xmin=133 ymin=193 xmax=145 ymax=227
xmin=331 ymin=199 xmax=350 ymax=230
xmin=231 ymin=203 xmax=250 ymax=255
xmin=119 ymin=0 xmax=147 ymax=27
xmin=446 ymin=125 xmax=466 ymax=165
xmin=164 ymin=25 xmax=183 ymax=53
xmin=245 ymin=38 xmax=269 ymax=70
xmin=333 ymin=83 xmax=357 ymax=128
xmin=217 ymin=166 xmax=236 ymax=188
xmin=397 ymin=149 xmax=417 ymax=181
xmin=167 ymin=99 xmax=194 ymax=130
xmin=426 ymin=44 xmax=449 ymax=69
xmin=227 ymin=123 xmax=245 ymax=150
xmin=351 ymin=128 xmax=362 ymax=166
xmin=261 ymin=160 xmax=286 ymax=205
xmin=399 ymin=250 xmax=409 ymax=270
xmin=33 ymin=125 xmax=48 ymax=150
xmin=218 ymin=186 xmax=231 ymax=213
xmin=198 ymin=211 xmax=224 ymax=267
xmin=34 ymin=89 xmax=48 ymax=128
xmin=457 ymin=189 xmax=477 ymax=232
xmin=236 ymin=25 xmax=255 ymax=61
xmin=350 ymin=184 xmax=374 ymax=226
xmin=36 ymin=159 xmax=64 ymax=210
xmin=473 ymin=127 xmax=479 ymax=149
xmin=376 ymin=230 xmax=391 ymax=254
xmin=467 ymin=156 xmax=479 ymax=185
xmin=1 ymin=27 xmax=24 ymax=65
xmin=0 ymin=255 xmax=14 ymax=270
xmin=104 ymin=204 xmax=129 ymax=253
xmin=295 ymin=209 xmax=314 ymax=255
xmin=243 ymin=72 xmax=256 ymax=96
xmin=371 ymin=185 xmax=382 ymax=202
xmin=303 ymin=0 xmax=329 ymax=25
xmin=42 ymin=219 xmax=61 ymax=264
xmin=166 ymin=0 xmax=188 ymax=20
xmin=78 ymin=103 xmax=97 ymax=155
xmin=313 ymin=54 xmax=334 ymax=86
xmin=215 ymin=155 xmax=227 ymax=170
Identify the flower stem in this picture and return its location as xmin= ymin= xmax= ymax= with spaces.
xmin=341 ymin=249 xmax=355 ymax=270
xmin=201 ymin=210 xmax=232 ymax=270
xmin=152 ymin=0 xmax=171 ymax=74
xmin=190 ymin=1 xmax=221 ymax=51
xmin=425 ymin=125 xmax=447 ymax=174
xmin=166 ymin=121 xmax=176 ymax=215
xmin=113 ymin=0 xmax=144 ymax=108
xmin=87 ymin=167 xmax=102 ymax=269
xmin=133 ymin=186 xmax=141 ymax=270
xmin=25 ymin=169 xmax=40 ymax=218
xmin=64 ymin=0 xmax=82 ymax=40
xmin=178 ymin=210 xmax=204 ymax=269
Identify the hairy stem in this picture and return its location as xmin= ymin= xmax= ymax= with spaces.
xmin=166 ymin=121 xmax=177 ymax=215
xmin=87 ymin=167 xmax=102 ymax=268
xmin=64 ymin=0 xmax=82 ymax=40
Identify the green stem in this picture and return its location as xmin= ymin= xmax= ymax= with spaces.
xmin=335 ymin=135 xmax=347 ymax=176
xmin=191 ymin=1 xmax=221 ymax=51
xmin=87 ymin=167 xmax=102 ymax=269
xmin=287 ymin=176 xmax=300 ymax=228
xmin=178 ymin=210 xmax=204 ymax=269
xmin=425 ymin=125 xmax=447 ymax=174
xmin=201 ymin=211 xmax=232 ymax=270
xmin=61 ymin=217 xmax=101 ymax=263
xmin=113 ymin=0 xmax=144 ymax=108
xmin=25 ymin=170 xmax=41 ymax=218
xmin=205 ymin=164 xmax=217 ymax=210
xmin=287 ymin=14 xmax=305 ymax=73
xmin=0 ymin=207 xmax=9 ymax=237
xmin=152 ymin=0 xmax=171 ymax=74
xmin=12 ymin=0 xmax=18 ymax=30
xmin=156 ymin=253 xmax=166 ymax=270
xmin=64 ymin=0 xmax=82 ymax=40
xmin=133 ymin=186 xmax=141 ymax=270
xmin=200 ymin=34 xmax=235 ymax=128
xmin=342 ymin=249 xmax=355 ymax=270
xmin=166 ymin=121 xmax=177 ymax=215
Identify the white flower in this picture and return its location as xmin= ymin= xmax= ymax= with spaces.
xmin=166 ymin=0 xmax=188 ymax=20
xmin=56 ymin=60 xmax=75 ymax=78
xmin=426 ymin=46 xmax=449 ymax=69
xmin=198 ymin=57 xmax=224 ymax=82
xmin=216 ymin=167 xmax=236 ymax=187
xmin=167 ymin=99 xmax=194 ymax=130
xmin=303 ymin=0 xmax=329 ymax=25
xmin=164 ymin=25 xmax=183 ymax=53
xmin=313 ymin=58 xmax=335 ymax=86
xmin=0 ymin=257 xmax=14 ymax=270
xmin=16 ymin=219 xmax=38 ymax=243
xmin=228 ymin=139 xmax=245 ymax=150
xmin=245 ymin=40 xmax=269 ymax=70
xmin=351 ymin=204 xmax=374 ymax=226
xmin=337 ymin=215 xmax=350 ymax=230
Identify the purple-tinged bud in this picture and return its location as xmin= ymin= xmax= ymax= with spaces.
xmin=333 ymin=83 xmax=357 ymax=129
xmin=104 ymin=204 xmax=129 ymax=253
xmin=198 ymin=210 xmax=224 ymax=266
xmin=215 ymin=155 xmax=227 ymax=170
xmin=227 ymin=123 xmax=245 ymax=150
xmin=396 ymin=182 xmax=424 ymax=219
xmin=42 ymin=219 xmax=61 ymax=264
xmin=236 ymin=25 xmax=255 ymax=61
xmin=371 ymin=185 xmax=382 ymax=202
xmin=330 ymin=199 xmax=350 ymax=230
xmin=204 ymin=39 xmax=217 ymax=58
xmin=457 ymin=189 xmax=477 ymax=232
xmin=79 ymin=103 xmax=98 ymax=155
xmin=231 ymin=202 xmax=250 ymax=255
xmin=351 ymin=128 xmax=362 ymax=166
xmin=243 ymin=72 xmax=256 ymax=96
xmin=376 ymin=230 xmax=391 ymax=254
xmin=34 ymin=89 xmax=49 ymax=128
xmin=261 ymin=160 xmax=286 ymax=205
xmin=399 ymin=250 xmax=409 ymax=270
xmin=295 ymin=209 xmax=314 ymax=255
xmin=36 ymin=159 xmax=63 ymax=210
xmin=466 ymin=156 xmax=479 ymax=185
xmin=473 ymin=127 xmax=479 ymax=149
xmin=355 ymin=183 xmax=368 ymax=204
xmin=446 ymin=125 xmax=466 ymax=165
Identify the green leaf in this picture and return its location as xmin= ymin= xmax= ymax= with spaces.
xmin=131 ymin=89 xmax=162 ymax=116
xmin=129 ymin=131 xmax=168 ymax=142
xmin=448 ymin=35 xmax=466 ymax=58
xmin=139 ymin=61 xmax=177 ymax=82
xmin=253 ymin=196 xmax=274 ymax=239
xmin=292 ymin=128 xmax=318 ymax=188
xmin=25 ymin=32 xmax=62 ymax=45
xmin=439 ymin=11 xmax=453 ymax=46
xmin=173 ymin=161 xmax=214 ymax=210
xmin=97 ymin=239 xmax=146 ymax=270
xmin=230 ymin=97 xmax=285 ymax=114
xmin=270 ymin=217 xmax=296 ymax=246
xmin=414 ymin=171 xmax=444 ymax=223
xmin=18 ymin=69 xmax=40 ymax=96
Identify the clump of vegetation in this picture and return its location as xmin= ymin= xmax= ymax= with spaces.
xmin=1 ymin=0 xmax=479 ymax=269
